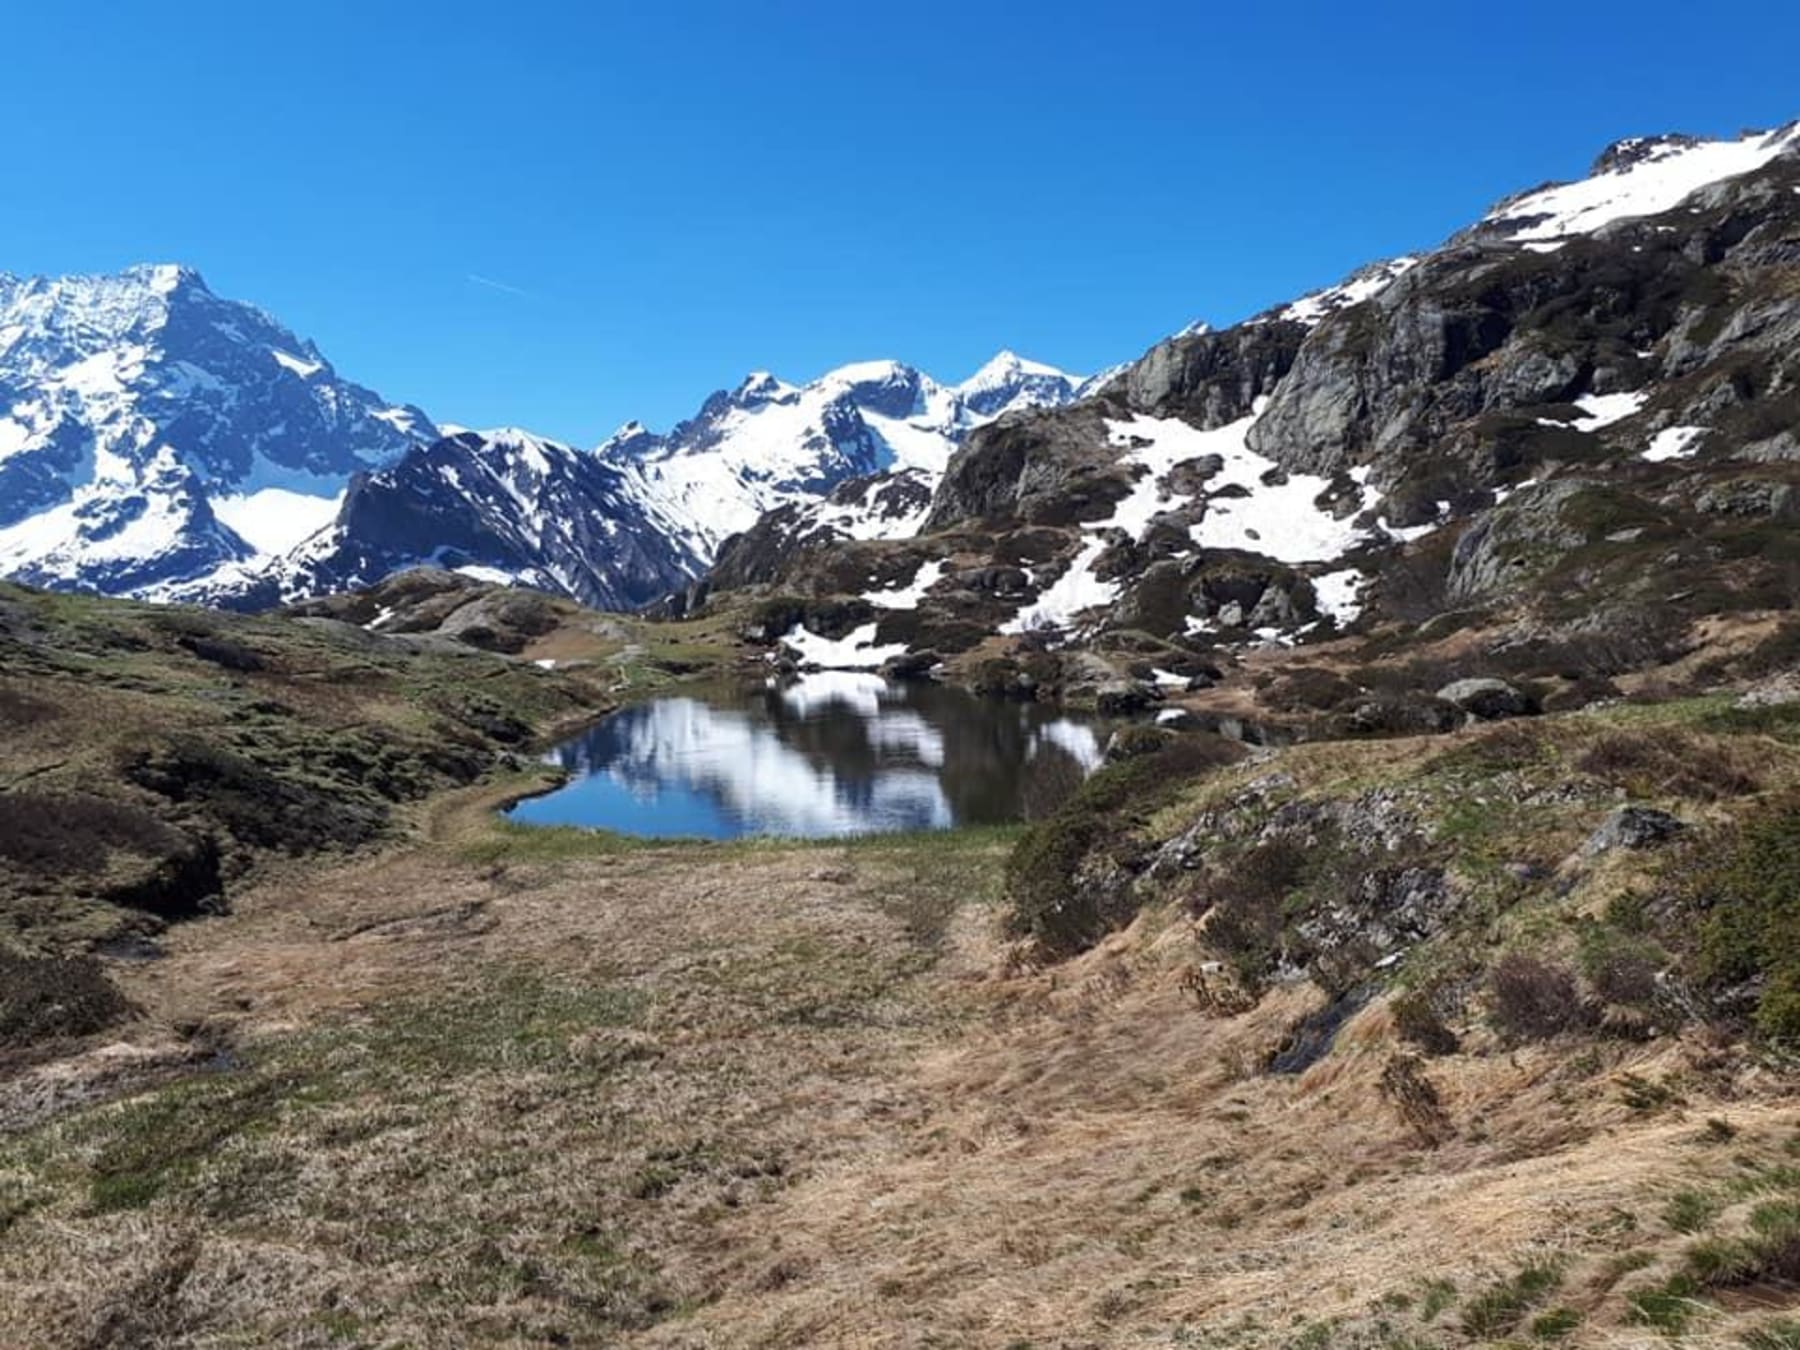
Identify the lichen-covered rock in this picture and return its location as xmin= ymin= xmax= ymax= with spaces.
xmin=1583 ymin=805 xmax=1686 ymax=854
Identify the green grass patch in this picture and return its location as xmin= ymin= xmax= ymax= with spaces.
xmin=1459 ymin=1259 xmax=1563 ymax=1339
xmin=1693 ymin=798 xmax=1800 ymax=1044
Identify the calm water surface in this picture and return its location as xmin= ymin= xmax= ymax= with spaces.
xmin=509 ymin=672 xmax=1113 ymax=839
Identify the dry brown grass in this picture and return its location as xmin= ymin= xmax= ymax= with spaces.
xmin=2 ymin=754 xmax=1798 ymax=1346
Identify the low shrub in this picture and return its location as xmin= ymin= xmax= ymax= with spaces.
xmin=1390 ymin=989 xmax=1460 ymax=1055
xmin=1191 ymin=837 xmax=1312 ymax=984
xmin=0 ymin=792 xmax=186 ymax=875
xmin=0 ymin=951 xmax=133 ymax=1047
xmin=1003 ymin=737 xmax=1245 ymax=961
xmin=176 ymin=633 xmax=267 ymax=672
xmin=1489 ymin=953 xmax=1589 ymax=1042
xmin=1694 ymin=800 xmax=1800 ymax=1044
xmin=1577 ymin=729 xmax=1758 ymax=802
xmin=1577 ymin=923 xmax=1664 ymax=1008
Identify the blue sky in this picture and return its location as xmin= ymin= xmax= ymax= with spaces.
xmin=7 ymin=1 xmax=1798 ymax=443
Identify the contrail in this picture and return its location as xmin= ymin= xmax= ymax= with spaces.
xmin=466 ymin=273 xmax=534 ymax=299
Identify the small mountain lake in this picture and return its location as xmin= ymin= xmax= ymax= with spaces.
xmin=508 ymin=673 xmax=1116 ymax=839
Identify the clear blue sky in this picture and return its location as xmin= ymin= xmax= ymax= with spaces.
xmin=6 ymin=1 xmax=1797 ymax=444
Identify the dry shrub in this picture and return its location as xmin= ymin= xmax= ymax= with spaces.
xmin=1390 ymin=989 xmax=1460 ymax=1055
xmin=1577 ymin=729 xmax=1758 ymax=802
xmin=1489 ymin=952 xmax=1589 ymax=1042
xmin=1379 ymin=1053 xmax=1454 ymax=1146
xmin=0 ymin=951 xmax=133 ymax=1047
xmin=0 ymin=792 xmax=186 ymax=874
xmin=0 ymin=685 xmax=56 ymax=728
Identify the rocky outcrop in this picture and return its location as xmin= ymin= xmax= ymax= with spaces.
xmin=923 ymin=403 xmax=1127 ymax=531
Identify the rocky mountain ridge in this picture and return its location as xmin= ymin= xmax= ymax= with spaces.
xmin=698 ymin=121 xmax=1800 ymax=705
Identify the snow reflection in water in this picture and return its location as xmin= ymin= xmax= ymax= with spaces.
xmin=510 ymin=672 xmax=1110 ymax=839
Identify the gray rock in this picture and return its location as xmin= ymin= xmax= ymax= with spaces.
xmin=1584 ymin=806 xmax=1686 ymax=855
xmin=879 ymin=650 xmax=940 ymax=682
xmin=1095 ymin=680 xmax=1162 ymax=716
xmin=1436 ymin=677 xmax=1531 ymax=720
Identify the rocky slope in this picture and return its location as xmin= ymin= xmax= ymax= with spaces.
xmin=702 ymin=122 xmax=1800 ymax=701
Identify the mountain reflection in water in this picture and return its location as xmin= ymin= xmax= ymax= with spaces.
xmin=508 ymin=671 xmax=1110 ymax=839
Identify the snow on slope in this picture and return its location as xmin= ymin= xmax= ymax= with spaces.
xmin=1008 ymin=407 xmax=1406 ymax=634
xmin=1483 ymin=123 xmax=1800 ymax=246
xmin=1276 ymin=257 xmax=1421 ymax=326
xmin=211 ymin=487 xmax=345 ymax=555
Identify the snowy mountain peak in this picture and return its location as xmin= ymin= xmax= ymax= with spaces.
xmin=734 ymin=371 xmax=798 ymax=405
xmin=1477 ymin=121 xmax=1800 ymax=246
xmin=130 ymin=261 xmax=204 ymax=294
xmin=0 ymin=263 xmax=435 ymax=599
xmin=1589 ymin=133 xmax=1706 ymax=176
xmin=951 ymin=350 xmax=1084 ymax=418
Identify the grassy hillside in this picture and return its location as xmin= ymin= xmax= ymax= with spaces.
xmin=4 ymin=579 xmax=1800 ymax=1346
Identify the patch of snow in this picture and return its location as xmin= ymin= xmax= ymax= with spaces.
xmin=782 ymin=622 xmax=908 ymax=671
xmin=1277 ymin=256 xmax=1420 ymax=326
xmin=534 ymin=658 xmax=558 ymax=669
xmin=1573 ymin=390 xmax=1649 ymax=429
xmin=1311 ymin=567 xmax=1366 ymax=626
xmin=1108 ymin=413 xmax=1379 ymax=562
xmin=1004 ymin=536 xmax=1115 ymax=634
xmin=864 ymin=558 xmax=945 ymax=610
xmin=1643 ymin=425 xmax=1705 ymax=462
xmin=211 ymin=487 xmax=343 ymax=556
xmin=270 ymin=348 xmax=323 ymax=378
xmin=454 ymin=564 xmax=516 ymax=585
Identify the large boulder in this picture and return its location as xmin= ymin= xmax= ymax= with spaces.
xmin=1436 ymin=677 xmax=1532 ymax=721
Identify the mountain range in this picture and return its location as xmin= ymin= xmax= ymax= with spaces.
xmin=1 ymin=121 xmax=1797 ymax=639
xmin=0 ymin=268 xmax=1088 ymax=609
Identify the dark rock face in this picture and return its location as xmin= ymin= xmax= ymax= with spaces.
xmin=1118 ymin=320 xmax=1309 ymax=427
xmin=220 ymin=431 xmax=702 ymax=612
xmin=924 ymin=404 xmax=1128 ymax=531
xmin=708 ymin=469 xmax=934 ymax=591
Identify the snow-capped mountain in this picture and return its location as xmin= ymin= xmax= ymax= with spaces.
xmin=11 ymin=119 xmax=1789 ymax=621
xmin=599 ymin=353 xmax=1086 ymax=560
xmin=0 ymin=264 xmax=1083 ymax=611
xmin=204 ymin=428 xmax=704 ymax=612
xmin=0 ymin=264 xmax=433 ymax=596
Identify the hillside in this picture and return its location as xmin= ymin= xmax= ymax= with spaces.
xmin=2 ymin=583 xmax=1800 ymax=1345
xmin=701 ymin=122 xmax=1800 ymax=724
